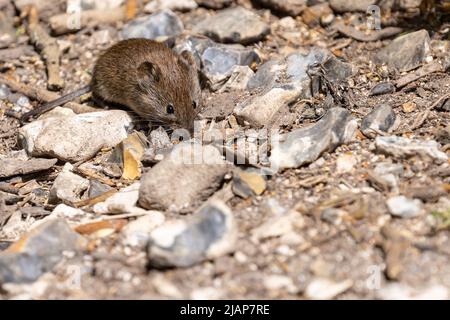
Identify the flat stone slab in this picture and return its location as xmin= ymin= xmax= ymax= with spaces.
xmin=147 ymin=200 xmax=237 ymax=268
xmin=374 ymin=30 xmax=431 ymax=72
xmin=0 ymin=218 xmax=86 ymax=283
xmin=0 ymin=157 xmax=57 ymax=178
xmin=270 ymin=107 xmax=357 ymax=170
xmin=375 ymin=136 xmax=448 ymax=162
xmin=193 ymin=6 xmax=270 ymax=44
xmin=18 ymin=109 xmax=133 ymax=162
xmin=121 ymin=9 xmax=184 ymax=40
xmin=139 ymin=142 xmax=229 ymax=212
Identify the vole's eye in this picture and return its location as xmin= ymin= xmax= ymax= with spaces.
xmin=166 ymin=104 xmax=174 ymax=114
xmin=192 ymin=101 xmax=197 ymax=109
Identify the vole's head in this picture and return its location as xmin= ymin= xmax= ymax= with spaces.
xmin=133 ymin=50 xmax=201 ymax=134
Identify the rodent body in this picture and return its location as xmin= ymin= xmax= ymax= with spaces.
xmin=22 ymin=39 xmax=201 ymax=131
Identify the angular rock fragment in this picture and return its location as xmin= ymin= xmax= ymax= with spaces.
xmin=93 ymin=183 xmax=143 ymax=215
xmin=52 ymin=204 xmax=88 ymax=220
xmin=0 ymin=191 xmax=21 ymax=206
xmin=361 ymin=104 xmax=397 ymax=138
xmin=373 ymin=162 xmax=404 ymax=192
xmin=0 ymin=83 xmax=11 ymax=99
xmin=374 ymin=30 xmax=431 ymax=72
xmin=144 ymin=0 xmax=197 ymax=12
xmin=118 ymin=132 xmax=147 ymax=180
xmin=335 ymin=153 xmax=357 ymax=173
xmin=386 ymin=195 xmax=423 ymax=219
xmin=49 ymin=164 xmax=89 ymax=204
xmin=79 ymin=0 xmax=123 ymax=10
xmin=20 ymin=206 xmax=51 ymax=218
xmin=318 ymin=54 xmax=354 ymax=84
xmin=254 ymin=0 xmax=306 ymax=16
xmin=304 ymin=277 xmax=353 ymax=299
xmin=121 ymin=10 xmax=184 ymax=40
xmin=87 ymin=180 xmax=113 ymax=198
xmin=18 ymin=180 xmax=41 ymax=196
xmin=175 ymin=35 xmax=260 ymax=90
xmin=0 ymin=157 xmax=57 ymax=178
xmin=151 ymin=274 xmax=184 ymax=298
xmin=147 ymin=200 xmax=237 ymax=268
xmin=320 ymin=208 xmax=346 ymax=225
xmin=270 ymin=108 xmax=357 ymax=170
xmin=0 ymin=218 xmax=86 ymax=283
xmin=402 ymin=102 xmax=416 ymax=114
xmin=139 ymin=142 xmax=229 ymax=211
xmin=329 ymin=0 xmax=376 ymax=12
xmin=90 ymin=29 xmax=111 ymax=45
xmin=142 ymin=127 xmax=173 ymax=164
xmin=121 ymin=212 xmax=166 ymax=248
xmin=375 ymin=136 xmax=448 ymax=162
xmin=377 ymin=283 xmax=449 ymax=300
xmin=190 ymin=287 xmax=223 ymax=300
xmin=301 ymin=3 xmax=333 ymax=27
xmin=150 ymin=127 xmax=172 ymax=150
xmin=0 ymin=210 xmax=27 ymax=240
xmin=251 ymin=210 xmax=304 ymax=241
xmin=264 ymin=274 xmax=297 ymax=293
xmin=235 ymin=48 xmax=352 ymax=127
xmin=218 ymin=66 xmax=254 ymax=92
xmin=18 ymin=109 xmax=133 ymax=162
xmin=193 ymin=6 xmax=270 ymax=44
xmin=201 ymin=46 xmax=258 ymax=90
xmin=195 ymin=0 xmax=233 ymax=9
xmin=369 ymin=82 xmax=395 ymax=96
xmin=232 ymin=169 xmax=266 ymax=198
xmin=8 ymin=94 xmax=32 ymax=114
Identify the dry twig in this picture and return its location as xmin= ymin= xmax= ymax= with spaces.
xmin=27 ymin=6 xmax=64 ymax=90
xmin=334 ymin=22 xmax=402 ymax=42
xmin=0 ymin=73 xmax=97 ymax=114
xmin=49 ymin=5 xmax=127 ymax=35
xmin=0 ymin=46 xmax=36 ymax=61
xmin=410 ymin=92 xmax=450 ymax=130
xmin=396 ymin=61 xmax=446 ymax=88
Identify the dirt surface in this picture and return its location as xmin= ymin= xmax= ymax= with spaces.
xmin=1 ymin=0 xmax=450 ymax=299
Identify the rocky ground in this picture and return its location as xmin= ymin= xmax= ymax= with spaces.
xmin=0 ymin=0 xmax=450 ymax=299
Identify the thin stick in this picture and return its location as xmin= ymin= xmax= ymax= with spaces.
xmin=329 ymin=38 xmax=352 ymax=52
xmin=428 ymin=92 xmax=450 ymax=111
xmin=334 ymin=22 xmax=402 ymax=42
xmin=49 ymin=5 xmax=127 ymax=35
xmin=0 ymin=46 xmax=36 ymax=61
xmin=99 ymin=212 xmax=152 ymax=220
xmin=396 ymin=61 xmax=445 ymax=88
xmin=27 ymin=6 xmax=64 ymax=90
xmin=410 ymin=92 xmax=450 ymax=130
xmin=0 ymin=73 xmax=97 ymax=114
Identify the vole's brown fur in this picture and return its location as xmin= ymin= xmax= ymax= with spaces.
xmin=22 ymin=39 xmax=201 ymax=131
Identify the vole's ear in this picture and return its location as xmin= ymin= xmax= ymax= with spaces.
xmin=178 ymin=50 xmax=198 ymax=73
xmin=179 ymin=50 xmax=196 ymax=65
xmin=179 ymin=51 xmax=201 ymax=88
xmin=137 ymin=61 xmax=161 ymax=82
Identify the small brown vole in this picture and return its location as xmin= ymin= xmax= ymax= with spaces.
xmin=22 ymin=39 xmax=202 ymax=131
